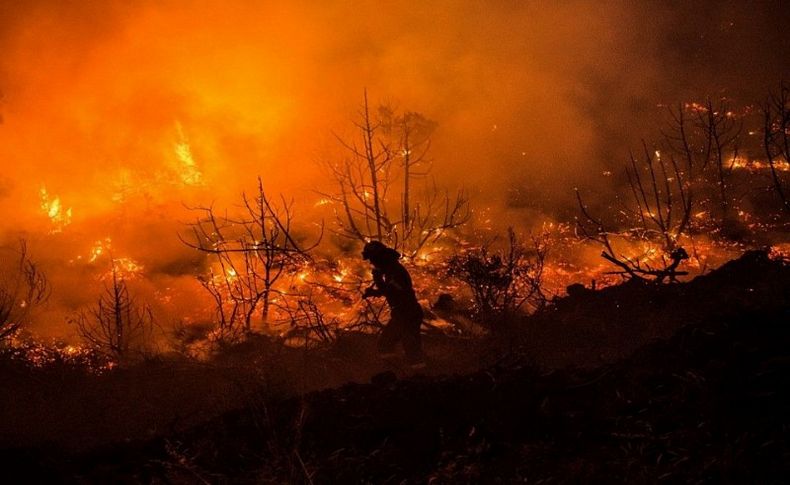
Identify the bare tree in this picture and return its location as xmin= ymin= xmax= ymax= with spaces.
xmin=576 ymin=141 xmax=692 ymax=283
xmin=183 ymin=177 xmax=320 ymax=338
xmin=763 ymin=84 xmax=790 ymax=213
xmin=661 ymin=103 xmax=704 ymax=217
xmin=73 ymin=263 xmax=153 ymax=361
xmin=626 ymin=143 xmax=693 ymax=251
xmin=448 ymin=228 xmax=547 ymax=328
xmin=0 ymin=240 xmax=50 ymax=342
xmin=692 ymin=99 xmax=742 ymax=227
xmin=280 ymin=291 xmax=339 ymax=347
xmin=322 ymin=92 xmax=470 ymax=257
xmin=663 ymin=99 xmax=744 ymax=230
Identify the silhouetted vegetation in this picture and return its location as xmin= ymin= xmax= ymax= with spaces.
xmin=71 ymin=264 xmax=154 ymax=362
xmin=322 ymin=92 xmax=470 ymax=257
xmin=0 ymin=240 xmax=49 ymax=342
xmin=2 ymin=250 xmax=786 ymax=483
xmin=447 ymin=228 xmax=548 ymax=327
xmin=763 ymin=83 xmax=790 ymax=213
xmin=182 ymin=177 xmax=321 ymax=340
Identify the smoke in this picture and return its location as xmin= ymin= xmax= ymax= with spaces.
xmin=0 ymin=0 xmax=786 ymax=337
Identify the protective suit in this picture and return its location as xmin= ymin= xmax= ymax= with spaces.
xmin=362 ymin=241 xmax=425 ymax=364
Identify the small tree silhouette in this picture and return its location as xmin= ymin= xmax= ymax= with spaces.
xmin=0 ymin=240 xmax=50 ymax=342
xmin=73 ymin=263 xmax=153 ymax=361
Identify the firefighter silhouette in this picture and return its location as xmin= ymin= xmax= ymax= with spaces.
xmin=362 ymin=241 xmax=425 ymax=366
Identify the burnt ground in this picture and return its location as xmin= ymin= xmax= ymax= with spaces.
xmin=1 ymin=250 xmax=788 ymax=483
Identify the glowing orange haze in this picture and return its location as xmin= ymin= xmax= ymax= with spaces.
xmin=1 ymin=1 xmax=682 ymax=224
xmin=0 ymin=1 xmax=784 ymax=338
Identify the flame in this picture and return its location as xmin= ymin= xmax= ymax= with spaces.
xmin=84 ymin=238 xmax=144 ymax=280
xmin=109 ymin=257 xmax=145 ymax=280
xmin=89 ymin=238 xmax=113 ymax=263
xmin=62 ymin=345 xmax=80 ymax=356
xmin=333 ymin=269 xmax=348 ymax=283
xmin=729 ymin=156 xmax=790 ymax=172
xmin=684 ymin=102 xmax=709 ymax=113
xmin=174 ymin=122 xmax=203 ymax=186
xmin=39 ymin=186 xmax=72 ymax=232
xmin=769 ymin=243 xmax=790 ymax=260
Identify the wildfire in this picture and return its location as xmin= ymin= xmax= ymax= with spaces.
xmin=77 ymin=238 xmax=145 ymax=280
xmin=109 ymin=257 xmax=145 ymax=281
xmin=415 ymin=246 xmax=444 ymax=263
xmin=729 ymin=156 xmax=790 ymax=172
xmin=39 ymin=186 xmax=72 ymax=233
xmin=333 ymin=268 xmax=349 ymax=283
xmin=88 ymin=238 xmax=113 ymax=263
xmin=174 ymin=122 xmax=204 ymax=186
xmin=684 ymin=102 xmax=709 ymax=113
xmin=769 ymin=243 xmax=790 ymax=260
xmin=4 ymin=335 xmax=114 ymax=373
xmin=297 ymin=270 xmax=310 ymax=283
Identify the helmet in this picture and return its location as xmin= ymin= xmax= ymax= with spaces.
xmin=362 ymin=241 xmax=400 ymax=262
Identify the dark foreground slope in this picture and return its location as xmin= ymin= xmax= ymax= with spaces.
xmin=4 ymin=251 xmax=790 ymax=483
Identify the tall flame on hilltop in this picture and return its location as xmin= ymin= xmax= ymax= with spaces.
xmin=39 ymin=186 xmax=72 ymax=233
xmin=174 ymin=122 xmax=203 ymax=187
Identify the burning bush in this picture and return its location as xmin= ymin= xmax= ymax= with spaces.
xmin=447 ymin=228 xmax=547 ymax=329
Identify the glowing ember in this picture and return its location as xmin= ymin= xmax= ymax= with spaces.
xmin=333 ymin=269 xmax=349 ymax=283
xmin=88 ymin=238 xmax=113 ymax=263
xmin=729 ymin=156 xmax=790 ymax=172
xmin=108 ymin=257 xmax=145 ymax=281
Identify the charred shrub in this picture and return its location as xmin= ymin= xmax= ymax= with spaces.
xmin=447 ymin=228 xmax=547 ymax=329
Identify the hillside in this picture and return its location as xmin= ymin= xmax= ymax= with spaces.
xmin=1 ymin=251 xmax=788 ymax=483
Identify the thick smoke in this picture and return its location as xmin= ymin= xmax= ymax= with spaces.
xmin=0 ymin=1 xmax=786 ymax=337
